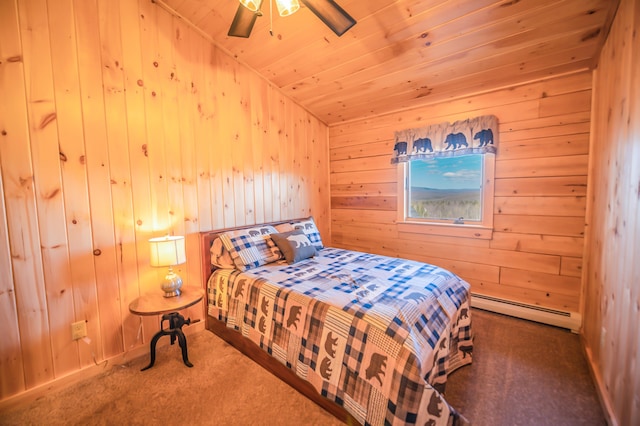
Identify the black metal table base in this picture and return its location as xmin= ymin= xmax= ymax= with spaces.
xmin=141 ymin=312 xmax=193 ymax=371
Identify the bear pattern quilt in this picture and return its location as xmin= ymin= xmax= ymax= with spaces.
xmin=207 ymin=247 xmax=473 ymax=425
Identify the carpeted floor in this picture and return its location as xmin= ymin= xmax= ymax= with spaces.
xmin=445 ymin=310 xmax=606 ymax=426
xmin=0 ymin=309 xmax=606 ymax=426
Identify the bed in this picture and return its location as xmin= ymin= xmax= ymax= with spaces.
xmin=199 ymin=218 xmax=473 ymax=426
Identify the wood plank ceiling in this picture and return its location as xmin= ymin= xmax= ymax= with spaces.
xmin=158 ymin=0 xmax=619 ymax=125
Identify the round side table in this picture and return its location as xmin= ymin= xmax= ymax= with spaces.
xmin=129 ymin=286 xmax=205 ymax=371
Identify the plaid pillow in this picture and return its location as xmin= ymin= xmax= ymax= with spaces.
xmin=210 ymin=237 xmax=235 ymax=269
xmin=287 ymin=217 xmax=324 ymax=249
xmin=218 ymin=225 xmax=283 ymax=271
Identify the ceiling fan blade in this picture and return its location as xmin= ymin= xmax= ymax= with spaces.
xmin=300 ymin=0 xmax=356 ymax=37
xmin=228 ymin=4 xmax=260 ymax=38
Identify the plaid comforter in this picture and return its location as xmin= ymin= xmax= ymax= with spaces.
xmin=207 ymin=247 xmax=473 ymax=425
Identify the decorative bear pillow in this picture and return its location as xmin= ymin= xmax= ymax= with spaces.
xmin=218 ymin=225 xmax=283 ymax=271
xmin=210 ymin=237 xmax=236 ymax=269
xmin=275 ymin=216 xmax=324 ymax=250
xmin=270 ymin=230 xmax=317 ymax=264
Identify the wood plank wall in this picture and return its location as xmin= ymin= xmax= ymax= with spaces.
xmin=0 ymin=0 xmax=329 ymax=402
xmin=329 ymin=71 xmax=592 ymax=313
xmin=583 ymin=0 xmax=639 ymax=423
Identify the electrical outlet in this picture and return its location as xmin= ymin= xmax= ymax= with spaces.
xmin=71 ymin=320 xmax=87 ymax=340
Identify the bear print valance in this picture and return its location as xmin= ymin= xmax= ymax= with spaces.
xmin=391 ymin=114 xmax=498 ymax=164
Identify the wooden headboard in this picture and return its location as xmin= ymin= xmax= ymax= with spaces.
xmin=199 ymin=218 xmax=309 ymax=290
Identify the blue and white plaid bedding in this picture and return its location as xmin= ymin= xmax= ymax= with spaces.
xmin=207 ymin=247 xmax=473 ymax=426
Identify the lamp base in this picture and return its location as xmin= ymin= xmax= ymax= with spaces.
xmin=163 ymin=288 xmax=182 ymax=298
xmin=161 ymin=268 xmax=183 ymax=298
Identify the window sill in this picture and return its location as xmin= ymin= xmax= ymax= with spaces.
xmin=397 ymin=221 xmax=493 ymax=240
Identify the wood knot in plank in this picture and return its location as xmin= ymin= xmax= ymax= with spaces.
xmin=39 ymin=112 xmax=57 ymax=130
xmin=581 ymin=28 xmax=601 ymax=42
xmin=19 ymin=176 xmax=32 ymax=187
xmin=46 ymin=188 xmax=60 ymax=199
xmin=93 ymin=249 xmax=102 ymax=256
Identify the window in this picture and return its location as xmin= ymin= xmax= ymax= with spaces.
xmin=397 ymin=154 xmax=494 ymax=239
xmin=408 ymin=155 xmax=483 ymax=222
xmin=391 ymin=114 xmax=497 ymax=238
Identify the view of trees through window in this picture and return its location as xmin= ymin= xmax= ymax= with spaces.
xmin=408 ymin=155 xmax=483 ymax=222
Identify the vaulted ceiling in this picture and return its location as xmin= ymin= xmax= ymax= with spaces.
xmin=158 ymin=0 xmax=619 ymax=125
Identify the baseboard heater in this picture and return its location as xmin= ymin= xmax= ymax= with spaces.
xmin=470 ymin=293 xmax=582 ymax=333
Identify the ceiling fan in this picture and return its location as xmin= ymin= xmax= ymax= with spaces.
xmin=228 ymin=0 xmax=356 ymax=38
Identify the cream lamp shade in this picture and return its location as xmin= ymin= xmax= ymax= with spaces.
xmin=238 ymin=0 xmax=299 ymax=17
xmin=276 ymin=0 xmax=300 ymax=16
xmin=239 ymin=0 xmax=263 ymax=12
xmin=149 ymin=235 xmax=186 ymax=297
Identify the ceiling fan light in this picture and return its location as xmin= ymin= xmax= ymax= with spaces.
xmin=239 ymin=0 xmax=263 ymax=12
xmin=276 ymin=0 xmax=300 ymax=16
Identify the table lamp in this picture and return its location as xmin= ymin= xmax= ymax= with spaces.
xmin=149 ymin=235 xmax=186 ymax=297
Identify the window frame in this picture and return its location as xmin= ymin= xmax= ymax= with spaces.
xmin=396 ymin=154 xmax=495 ymax=239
